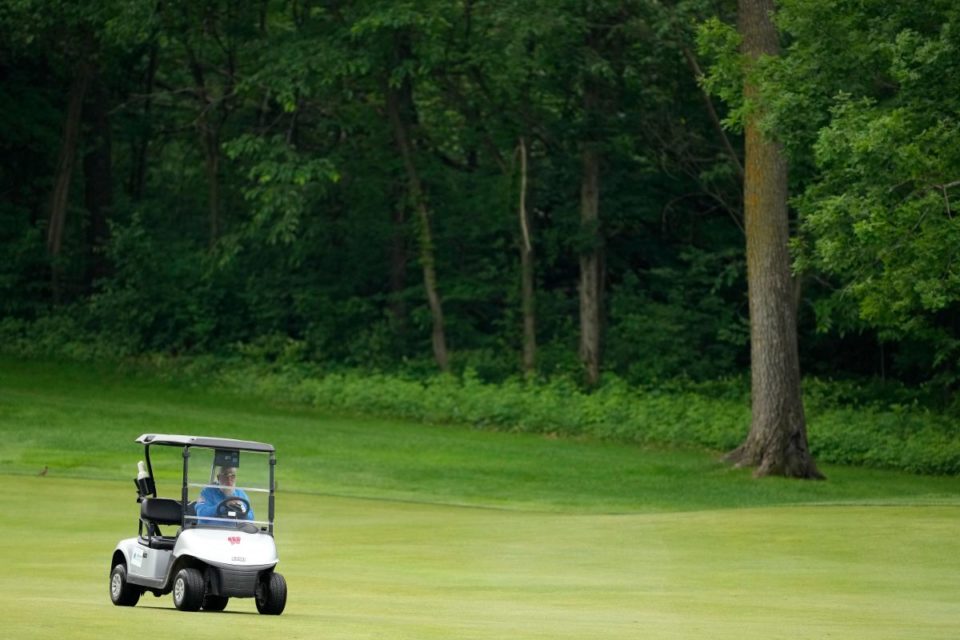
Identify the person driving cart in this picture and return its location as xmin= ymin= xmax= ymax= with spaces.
xmin=196 ymin=465 xmax=255 ymax=522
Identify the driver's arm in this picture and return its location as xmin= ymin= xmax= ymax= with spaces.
xmin=194 ymin=488 xmax=219 ymax=518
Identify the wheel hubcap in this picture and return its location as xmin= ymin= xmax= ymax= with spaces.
xmin=174 ymin=577 xmax=184 ymax=604
xmin=111 ymin=572 xmax=122 ymax=598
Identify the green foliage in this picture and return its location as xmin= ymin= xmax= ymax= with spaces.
xmin=800 ymin=100 xmax=960 ymax=327
xmin=774 ymin=2 xmax=960 ymax=379
xmin=86 ymin=215 xmax=218 ymax=352
xmin=0 ymin=0 xmax=749 ymax=382
xmin=7 ymin=0 xmax=960 ymax=416
xmin=695 ymin=0 xmax=960 ymax=387
xmin=606 ymin=249 xmax=747 ymax=383
xmin=695 ymin=17 xmax=745 ymax=131
xmin=0 ymin=209 xmax=47 ymax=317
xmin=0 ymin=313 xmax=125 ymax=360
xmin=223 ymin=135 xmax=339 ymax=247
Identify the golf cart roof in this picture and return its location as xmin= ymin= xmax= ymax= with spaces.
xmin=136 ymin=433 xmax=275 ymax=453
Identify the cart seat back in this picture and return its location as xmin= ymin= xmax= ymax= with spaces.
xmin=140 ymin=498 xmax=182 ymax=525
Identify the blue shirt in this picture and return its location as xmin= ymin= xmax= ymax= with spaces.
xmin=196 ymin=486 xmax=254 ymax=523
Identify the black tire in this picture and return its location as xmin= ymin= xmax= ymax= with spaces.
xmin=172 ymin=568 xmax=205 ymax=611
xmin=255 ymin=572 xmax=287 ymax=615
xmin=202 ymin=594 xmax=229 ymax=612
xmin=110 ymin=564 xmax=141 ymax=607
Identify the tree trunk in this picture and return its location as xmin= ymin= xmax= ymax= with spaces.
xmin=578 ymin=141 xmax=603 ymax=387
xmin=385 ymin=71 xmax=450 ymax=372
xmin=518 ymin=137 xmax=537 ymax=377
xmin=129 ymin=42 xmax=158 ymax=202
xmin=185 ymin=45 xmax=223 ymax=246
xmin=48 ymin=59 xmax=92 ymax=302
xmin=203 ymin=127 xmax=221 ymax=244
xmin=726 ymin=0 xmax=823 ymax=479
xmin=577 ymin=21 xmax=606 ymax=388
xmin=83 ymin=69 xmax=113 ymax=289
xmin=388 ymin=196 xmax=408 ymax=331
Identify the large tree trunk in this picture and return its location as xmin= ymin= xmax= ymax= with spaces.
xmin=518 ymin=138 xmax=537 ymax=377
xmin=385 ymin=66 xmax=449 ymax=372
xmin=83 ymin=69 xmax=113 ymax=289
xmin=48 ymin=60 xmax=92 ymax=301
xmin=726 ymin=0 xmax=823 ymax=479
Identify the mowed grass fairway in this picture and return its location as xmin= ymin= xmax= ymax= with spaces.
xmin=2 ymin=358 xmax=960 ymax=638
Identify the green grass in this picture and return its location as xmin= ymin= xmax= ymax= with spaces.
xmin=2 ymin=357 xmax=960 ymax=638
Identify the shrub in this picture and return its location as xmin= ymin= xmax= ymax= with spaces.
xmin=3 ymin=339 xmax=958 ymax=475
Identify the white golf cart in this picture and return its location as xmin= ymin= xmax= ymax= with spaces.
xmin=110 ymin=434 xmax=287 ymax=614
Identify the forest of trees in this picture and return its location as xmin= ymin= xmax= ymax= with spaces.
xmin=2 ymin=1 xmax=960 ymax=474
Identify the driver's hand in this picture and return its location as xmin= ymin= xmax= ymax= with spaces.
xmin=227 ymin=499 xmax=244 ymax=510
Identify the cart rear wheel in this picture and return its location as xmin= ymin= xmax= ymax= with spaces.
xmin=110 ymin=564 xmax=141 ymax=607
xmin=202 ymin=594 xmax=229 ymax=611
xmin=172 ymin=568 xmax=204 ymax=611
xmin=255 ymin=572 xmax=287 ymax=615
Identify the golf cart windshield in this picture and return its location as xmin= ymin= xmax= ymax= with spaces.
xmin=185 ymin=447 xmax=271 ymax=530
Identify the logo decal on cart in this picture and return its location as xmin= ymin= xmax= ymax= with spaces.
xmin=227 ymin=536 xmax=241 ymax=545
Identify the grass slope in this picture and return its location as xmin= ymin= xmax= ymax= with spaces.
xmin=2 ymin=358 xmax=960 ymax=638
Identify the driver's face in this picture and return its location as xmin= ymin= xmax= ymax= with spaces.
xmin=219 ymin=467 xmax=237 ymax=487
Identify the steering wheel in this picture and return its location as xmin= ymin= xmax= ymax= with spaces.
xmin=215 ymin=496 xmax=251 ymax=518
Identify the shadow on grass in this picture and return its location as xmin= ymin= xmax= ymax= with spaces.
xmin=134 ymin=604 xmax=261 ymax=616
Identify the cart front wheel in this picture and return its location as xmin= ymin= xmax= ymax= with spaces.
xmin=172 ymin=568 xmax=204 ymax=611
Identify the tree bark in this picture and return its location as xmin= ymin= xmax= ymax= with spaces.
xmin=578 ymin=20 xmax=606 ymax=388
xmin=726 ymin=0 xmax=823 ymax=479
xmin=385 ymin=68 xmax=450 ymax=372
xmin=579 ymin=140 xmax=603 ymax=387
xmin=518 ymin=137 xmax=537 ymax=377
xmin=48 ymin=59 xmax=93 ymax=302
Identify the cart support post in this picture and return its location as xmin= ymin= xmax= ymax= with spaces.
xmin=182 ymin=446 xmax=190 ymax=527
xmin=269 ymin=453 xmax=276 ymax=534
